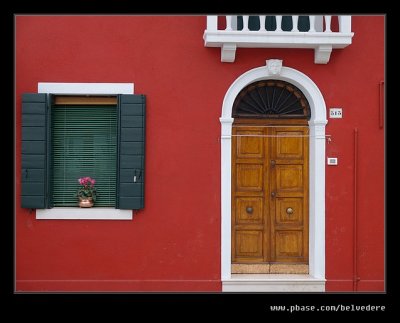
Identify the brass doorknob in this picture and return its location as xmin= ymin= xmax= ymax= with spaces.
xmin=270 ymin=160 xmax=276 ymax=167
xmin=271 ymin=192 xmax=276 ymax=198
xmin=286 ymin=207 xmax=294 ymax=215
xmin=246 ymin=207 xmax=253 ymax=214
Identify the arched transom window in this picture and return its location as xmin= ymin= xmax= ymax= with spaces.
xmin=232 ymin=80 xmax=311 ymax=119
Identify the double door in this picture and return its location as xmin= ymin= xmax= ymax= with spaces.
xmin=231 ymin=120 xmax=309 ymax=268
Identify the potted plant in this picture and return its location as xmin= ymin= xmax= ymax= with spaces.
xmin=76 ymin=177 xmax=97 ymax=207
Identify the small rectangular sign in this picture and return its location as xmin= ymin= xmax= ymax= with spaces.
xmin=327 ymin=157 xmax=338 ymax=165
xmin=330 ymin=108 xmax=343 ymax=118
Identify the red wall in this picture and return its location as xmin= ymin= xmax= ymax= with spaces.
xmin=15 ymin=15 xmax=384 ymax=292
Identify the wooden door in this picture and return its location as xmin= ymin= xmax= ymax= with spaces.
xmin=231 ymin=119 xmax=309 ymax=272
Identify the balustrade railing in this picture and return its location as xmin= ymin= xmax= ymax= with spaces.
xmin=204 ymin=15 xmax=353 ymax=64
xmin=207 ymin=15 xmax=352 ymax=33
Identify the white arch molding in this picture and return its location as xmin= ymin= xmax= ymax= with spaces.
xmin=220 ymin=61 xmax=327 ymax=292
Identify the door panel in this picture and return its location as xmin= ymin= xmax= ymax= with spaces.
xmin=275 ymin=165 xmax=303 ymax=193
xmin=236 ymin=164 xmax=264 ymax=191
xmin=232 ymin=127 xmax=266 ymax=263
xmin=275 ymin=131 xmax=304 ymax=159
xmin=232 ymin=121 xmax=309 ymax=269
xmin=235 ymin=230 xmax=264 ymax=259
xmin=270 ymin=125 xmax=308 ymax=263
xmin=275 ymin=197 xmax=303 ymax=225
xmin=274 ymin=230 xmax=304 ymax=259
xmin=236 ymin=197 xmax=263 ymax=224
xmin=236 ymin=130 xmax=264 ymax=158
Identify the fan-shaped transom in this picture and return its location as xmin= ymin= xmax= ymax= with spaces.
xmin=232 ymin=80 xmax=311 ymax=119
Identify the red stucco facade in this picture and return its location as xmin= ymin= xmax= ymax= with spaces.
xmin=15 ymin=15 xmax=384 ymax=292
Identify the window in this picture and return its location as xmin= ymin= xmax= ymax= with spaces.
xmin=21 ymin=92 xmax=146 ymax=212
xmin=51 ymin=97 xmax=117 ymax=207
xmin=232 ymin=80 xmax=311 ymax=119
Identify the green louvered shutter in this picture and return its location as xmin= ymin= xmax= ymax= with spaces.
xmin=117 ymin=94 xmax=145 ymax=209
xmin=52 ymin=104 xmax=117 ymax=207
xmin=21 ymin=93 xmax=48 ymax=208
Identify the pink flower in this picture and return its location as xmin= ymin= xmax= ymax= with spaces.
xmin=78 ymin=177 xmax=96 ymax=187
xmin=77 ymin=176 xmax=97 ymax=202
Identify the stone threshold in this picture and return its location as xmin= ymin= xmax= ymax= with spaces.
xmin=232 ymin=263 xmax=309 ymax=274
xmin=222 ymin=274 xmax=325 ymax=292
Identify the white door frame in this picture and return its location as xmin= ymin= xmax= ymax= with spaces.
xmin=220 ymin=61 xmax=327 ymax=288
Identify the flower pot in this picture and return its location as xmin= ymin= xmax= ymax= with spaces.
xmin=78 ymin=197 xmax=94 ymax=208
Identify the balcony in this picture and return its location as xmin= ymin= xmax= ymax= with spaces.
xmin=203 ymin=15 xmax=354 ymax=64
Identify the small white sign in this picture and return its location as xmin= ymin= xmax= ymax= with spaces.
xmin=330 ymin=108 xmax=343 ymax=118
xmin=327 ymin=157 xmax=338 ymax=165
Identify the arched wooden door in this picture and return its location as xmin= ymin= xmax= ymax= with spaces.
xmin=231 ymin=80 xmax=310 ymax=274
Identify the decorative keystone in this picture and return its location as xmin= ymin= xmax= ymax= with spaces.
xmin=266 ymin=59 xmax=283 ymax=75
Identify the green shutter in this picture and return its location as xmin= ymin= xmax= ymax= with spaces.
xmin=52 ymin=105 xmax=117 ymax=207
xmin=21 ymin=93 xmax=48 ymax=208
xmin=117 ymin=94 xmax=146 ymax=210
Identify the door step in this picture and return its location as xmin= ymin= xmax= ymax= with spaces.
xmin=223 ymin=274 xmax=325 ymax=292
xmin=232 ymin=263 xmax=309 ymax=274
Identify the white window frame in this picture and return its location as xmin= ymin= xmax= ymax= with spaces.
xmin=220 ymin=63 xmax=327 ymax=291
xmin=36 ymin=82 xmax=134 ymax=220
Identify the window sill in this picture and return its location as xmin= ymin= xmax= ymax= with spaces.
xmin=36 ymin=208 xmax=132 ymax=220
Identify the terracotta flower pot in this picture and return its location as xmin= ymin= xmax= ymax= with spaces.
xmin=78 ymin=197 xmax=94 ymax=208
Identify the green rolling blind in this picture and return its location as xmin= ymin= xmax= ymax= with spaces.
xmin=52 ymin=105 xmax=117 ymax=207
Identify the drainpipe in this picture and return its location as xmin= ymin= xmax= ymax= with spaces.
xmin=353 ymin=128 xmax=360 ymax=291
xmin=379 ymin=81 xmax=384 ymax=129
